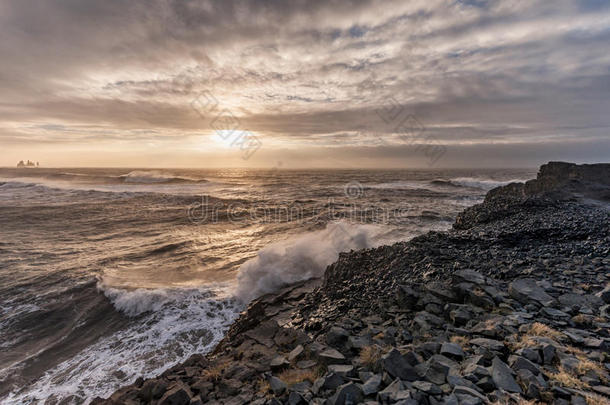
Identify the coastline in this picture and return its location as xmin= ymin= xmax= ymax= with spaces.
xmin=95 ymin=162 xmax=610 ymax=405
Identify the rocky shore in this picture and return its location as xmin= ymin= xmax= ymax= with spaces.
xmin=96 ymin=162 xmax=610 ymax=405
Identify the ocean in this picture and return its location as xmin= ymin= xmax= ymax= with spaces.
xmin=0 ymin=167 xmax=535 ymax=404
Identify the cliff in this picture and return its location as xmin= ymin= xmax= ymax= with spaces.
xmin=96 ymin=162 xmax=610 ymax=405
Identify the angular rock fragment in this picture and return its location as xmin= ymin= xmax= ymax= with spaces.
xmin=491 ymin=357 xmax=522 ymax=394
xmin=381 ymin=348 xmax=419 ymax=381
xmin=509 ymin=279 xmax=555 ymax=307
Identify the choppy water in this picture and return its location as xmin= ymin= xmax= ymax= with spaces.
xmin=0 ymin=167 xmax=535 ymax=403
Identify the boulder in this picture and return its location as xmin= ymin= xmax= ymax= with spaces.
xmin=326 ymin=327 xmax=350 ymax=348
xmin=381 ymin=349 xmax=419 ymax=381
xmin=596 ymin=285 xmax=610 ymax=304
xmin=288 ymin=345 xmax=304 ymax=362
xmin=491 ymin=357 xmax=522 ymax=394
xmin=362 ymin=374 xmax=382 ymax=396
xmin=268 ymin=376 xmax=287 ymax=395
xmin=159 ymin=383 xmax=192 ymax=405
xmin=509 ymin=279 xmax=555 ymax=306
xmin=318 ymin=348 xmax=347 ymax=365
xmin=440 ymin=343 xmax=465 ymax=359
xmin=329 ymin=382 xmax=364 ymax=405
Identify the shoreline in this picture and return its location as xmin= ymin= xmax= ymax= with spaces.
xmin=96 ymin=162 xmax=610 ymax=405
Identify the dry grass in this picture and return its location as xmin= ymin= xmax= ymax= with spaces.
xmin=528 ymin=322 xmax=563 ymax=340
xmin=547 ymin=366 xmax=590 ymax=390
xmin=359 ymin=345 xmax=383 ymax=369
xmin=450 ymin=335 xmax=470 ymax=350
xmin=277 ymin=367 xmax=321 ymax=386
xmin=585 ymin=393 xmax=610 ymax=405
xmin=257 ymin=378 xmax=271 ymax=397
xmin=578 ymin=283 xmax=593 ymax=292
xmin=372 ymin=331 xmax=385 ymax=340
xmin=576 ymin=357 xmax=605 ymax=377
xmin=489 ymin=398 xmax=539 ymax=405
xmin=202 ymin=360 xmax=229 ymax=382
xmin=511 ymin=334 xmax=538 ymax=350
xmin=572 ymin=314 xmax=593 ymax=326
xmin=512 ymin=322 xmax=563 ymax=350
xmin=563 ymin=345 xmax=607 ymax=382
xmin=515 ymin=399 xmax=539 ymax=405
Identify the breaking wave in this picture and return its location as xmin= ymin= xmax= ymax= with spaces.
xmin=449 ymin=177 xmax=529 ymax=190
xmin=120 ymin=171 xmax=207 ymax=184
xmin=5 ymin=282 xmax=241 ymax=404
xmin=234 ymin=222 xmax=385 ymax=303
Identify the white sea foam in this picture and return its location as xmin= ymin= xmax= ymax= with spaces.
xmin=121 ymin=170 xmax=204 ymax=184
xmin=450 ymin=177 xmax=529 ymax=190
xmin=234 ymin=221 xmax=384 ymax=302
xmin=364 ymin=180 xmax=429 ymax=190
xmin=5 ymin=283 xmax=241 ymax=405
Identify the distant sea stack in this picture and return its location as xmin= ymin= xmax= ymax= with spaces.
xmin=17 ymin=160 xmax=39 ymax=167
xmin=97 ymin=162 xmax=610 ymax=405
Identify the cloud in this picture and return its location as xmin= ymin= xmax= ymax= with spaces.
xmin=0 ymin=0 xmax=609 ymax=166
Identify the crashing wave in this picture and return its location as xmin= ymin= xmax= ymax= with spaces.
xmin=120 ymin=171 xmax=207 ymax=184
xmin=234 ymin=221 xmax=384 ymax=303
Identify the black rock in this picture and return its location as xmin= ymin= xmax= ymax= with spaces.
xmin=381 ymin=348 xmax=419 ymax=382
xmin=491 ymin=357 xmax=522 ymax=394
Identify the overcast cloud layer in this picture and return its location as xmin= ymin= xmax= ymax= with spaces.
xmin=1 ymin=0 xmax=609 ymax=167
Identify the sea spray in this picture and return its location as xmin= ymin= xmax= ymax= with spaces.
xmin=234 ymin=221 xmax=383 ymax=303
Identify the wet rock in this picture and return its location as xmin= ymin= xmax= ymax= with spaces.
xmin=159 ymin=383 xmax=192 ymax=405
xmin=139 ymin=379 xmax=168 ymax=400
xmin=244 ymin=320 xmax=280 ymax=348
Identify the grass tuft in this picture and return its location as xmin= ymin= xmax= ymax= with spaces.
xmin=277 ymin=367 xmax=321 ymax=386
xmin=202 ymin=361 xmax=229 ymax=382
xmin=450 ymin=335 xmax=470 ymax=350
xmin=547 ymin=366 xmax=590 ymax=390
xmin=359 ymin=345 xmax=383 ymax=370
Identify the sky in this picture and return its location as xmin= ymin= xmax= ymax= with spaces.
xmin=0 ymin=0 xmax=609 ymax=168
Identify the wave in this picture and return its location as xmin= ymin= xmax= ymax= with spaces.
xmin=429 ymin=179 xmax=462 ymax=188
xmin=120 ymin=171 xmax=207 ymax=184
xmin=364 ymin=181 xmax=427 ymax=190
xmin=5 ymin=282 xmax=241 ymax=404
xmin=449 ymin=177 xmax=529 ymax=191
xmin=234 ymin=221 xmax=384 ymax=303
